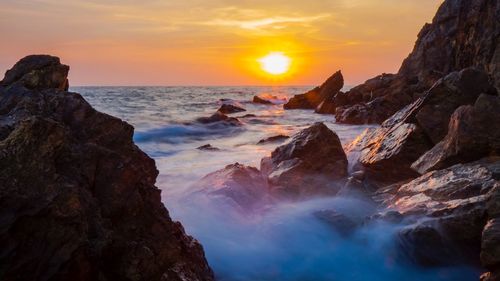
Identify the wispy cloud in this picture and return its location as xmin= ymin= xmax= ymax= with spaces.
xmin=202 ymin=14 xmax=330 ymax=30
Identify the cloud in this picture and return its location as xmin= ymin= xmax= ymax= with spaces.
xmin=202 ymin=14 xmax=331 ymax=30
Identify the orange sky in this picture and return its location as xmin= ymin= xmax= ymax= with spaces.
xmin=0 ymin=0 xmax=443 ymax=86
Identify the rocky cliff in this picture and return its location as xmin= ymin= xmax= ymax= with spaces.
xmin=307 ymin=0 xmax=500 ymax=124
xmin=0 ymin=55 xmax=214 ymax=281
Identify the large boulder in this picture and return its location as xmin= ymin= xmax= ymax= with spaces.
xmin=284 ymin=71 xmax=343 ymax=110
xmin=355 ymin=68 xmax=495 ymax=183
xmin=191 ymin=163 xmax=269 ymax=211
xmin=0 ymin=54 xmax=69 ymax=91
xmin=382 ymin=158 xmax=500 ymax=267
xmin=412 ymin=94 xmax=500 ymax=174
xmin=260 ymin=122 xmax=348 ymax=198
xmin=335 ymin=0 xmax=500 ymax=124
xmin=0 ymin=55 xmax=214 ymax=281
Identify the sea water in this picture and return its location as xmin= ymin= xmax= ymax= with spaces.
xmin=76 ymin=86 xmax=480 ymax=281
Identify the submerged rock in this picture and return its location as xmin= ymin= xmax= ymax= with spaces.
xmin=285 ymin=71 xmax=343 ymax=110
xmin=257 ymin=135 xmax=290 ymax=145
xmin=261 ymin=122 xmax=347 ymax=198
xmin=252 ymin=95 xmax=273 ymax=105
xmin=217 ymin=103 xmax=246 ymax=114
xmin=196 ymin=111 xmax=242 ymax=126
xmin=0 ymin=55 xmax=214 ymax=281
xmin=197 ymin=144 xmax=220 ymax=151
xmin=412 ymin=94 xmax=500 ymax=174
xmin=192 ymin=163 xmax=269 ymax=211
xmin=314 ymin=210 xmax=359 ymax=236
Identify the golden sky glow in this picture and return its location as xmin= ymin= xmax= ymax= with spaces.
xmin=0 ymin=0 xmax=443 ymax=86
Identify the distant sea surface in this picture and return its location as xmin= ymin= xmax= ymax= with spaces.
xmin=75 ymin=86 xmax=480 ymax=281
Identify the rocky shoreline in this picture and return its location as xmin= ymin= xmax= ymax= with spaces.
xmin=1 ymin=0 xmax=499 ymax=280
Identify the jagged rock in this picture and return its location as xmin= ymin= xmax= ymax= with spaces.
xmin=0 ymin=55 xmax=214 ymax=281
xmin=356 ymin=68 xmax=494 ymax=183
xmin=260 ymin=122 xmax=347 ymax=198
xmin=412 ymin=94 xmax=500 ymax=174
xmin=252 ymin=95 xmax=273 ymax=105
xmin=481 ymin=219 xmax=500 ymax=268
xmin=192 ymin=163 xmax=269 ymax=210
xmin=284 ymin=71 xmax=343 ymax=110
xmin=217 ymin=104 xmax=246 ymax=114
xmin=335 ymin=0 xmax=500 ymax=124
xmin=382 ymin=158 xmax=500 ymax=266
xmin=0 ymin=54 xmax=69 ymax=91
xmin=196 ymin=111 xmax=241 ymax=126
xmin=197 ymin=144 xmax=220 ymax=151
xmin=257 ymin=135 xmax=290 ymax=145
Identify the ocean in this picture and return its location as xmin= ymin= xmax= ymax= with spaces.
xmin=75 ymin=86 xmax=479 ymax=281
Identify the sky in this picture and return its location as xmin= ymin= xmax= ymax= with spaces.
xmin=0 ymin=0 xmax=443 ymax=86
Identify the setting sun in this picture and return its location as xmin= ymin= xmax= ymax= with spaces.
xmin=258 ymin=52 xmax=291 ymax=75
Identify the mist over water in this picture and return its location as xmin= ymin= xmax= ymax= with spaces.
xmin=76 ymin=86 xmax=479 ymax=281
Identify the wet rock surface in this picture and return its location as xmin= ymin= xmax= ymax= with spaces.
xmin=261 ymin=122 xmax=347 ymax=198
xmin=196 ymin=111 xmax=242 ymax=126
xmin=192 ymin=163 xmax=269 ymax=211
xmin=0 ymin=55 xmax=214 ymax=281
xmin=284 ymin=71 xmax=343 ymax=110
xmin=197 ymin=144 xmax=220 ymax=151
xmin=257 ymin=134 xmax=290 ymax=145
xmin=217 ymin=103 xmax=246 ymax=114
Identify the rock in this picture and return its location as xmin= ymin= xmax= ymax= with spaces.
xmin=257 ymin=135 xmax=290 ymax=145
xmin=192 ymin=163 xmax=269 ymax=211
xmin=196 ymin=111 xmax=241 ymax=126
xmin=382 ymin=158 xmax=500 ymax=266
xmin=252 ymin=95 xmax=273 ymax=104
xmin=260 ymin=122 xmax=348 ymax=198
xmin=355 ymin=68 xmax=495 ymax=183
xmin=314 ymin=210 xmax=358 ymax=236
xmin=217 ymin=104 xmax=246 ymax=114
xmin=369 ymin=210 xmax=404 ymax=224
xmin=412 ymin=94 xmax=500 ymax=174
xmin=238 ymin=114 xmax=257 ymax=118
xmin=414 ymin=68 xmax=496 ymax=144
xmin=0 ymin=55 xmax=214 ymax=281
xmin=197 ymin=144 xmax=220 ymax=151
xmin=334 ymin=0 xmax=500 ymax=124
xmin=481 ymin=271 xmax=500 ymax=281
xmin=284 ymin=71 xmax=343 ymax=110
xmin=1 ymin=54 xmax=69 ymax=91
xmin=481 ymin=219 xmax=500 ymax=268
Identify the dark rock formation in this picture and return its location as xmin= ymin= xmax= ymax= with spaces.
xmin=355 ymin=68 xmax=494 ymax=183
xmin=252 ymin=95 xmax=273 ymax=105
xmin=284 ymin=71 xmax=343 ymax=110
xmin=196 ymin=111 xmax=241 ymax=126
xmin=380 ymin=158 xmax=500 ymax=268
xmin=197 ymin=144 xmax=220 ymax=151
xmin=314 ymin=210 xmax=359 ymax=236
xmin=412 ymin=94 xmax=500 ymax=174
xmin=336 ymin=0 xmax=500 ymax=124
xmin=257 ymin=134 xmax=290 ymax=145
xmin=0 ymin=55 xmax=214 ymax=281
xmin=260 ymin=122 xmax=347 ymax=198
xmin=191 ymin=163 xmax=269 ymax=211
xmin=217 ymin=103 xmax=246 ymax=114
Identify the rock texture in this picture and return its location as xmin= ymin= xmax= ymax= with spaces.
xmin=379 ymin=158 xmax=500 ymax=271
xmin=261 ymin=122 xmax=347 ymax=198
xmin=335 ymin=0 xmax=500 ymax=124
xmin=412 ymin=94 xmax=500 ymax=174
xmin=217 ymin=104 xmax=246 ymax=114
xmin=191 ymin=163 xmax=269 ymax=211
xmin=196 ymin=111 xmax=241 ymax=126
xmin=354 ymin=68 xmax=495 ymax=183
xmin=0 ymin=55 xmax=214 ymax=281
xmin=284 ymin=71 xmax=343 ymax=110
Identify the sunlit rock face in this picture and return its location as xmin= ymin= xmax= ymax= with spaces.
xmin=335 ymin=0 xmax=500 ymax=124
xmin=284 ymin=71 xmax=343 ymax=110
xmin=354 ymin=68 xmax=495 ymax=183
xmin=0 ymin=55 xmax=214 ymax=281
xmin=378 ymin=158 xmax=500 ymax=271
xmin=261 ymin=122 xmax=348 ymax=198
xmin=191 ymin=163 xmax=270 ymax=211
xmin=413 ymin=94 xmax=500 ymax=174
